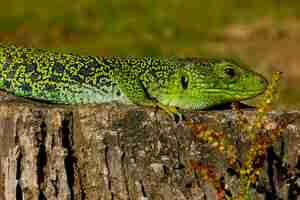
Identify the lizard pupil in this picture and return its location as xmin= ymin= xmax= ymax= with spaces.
xmin=181 ymin=76 xmax=189 ymax=90
xmin=224 ymin=68 xmax=235 ymax=78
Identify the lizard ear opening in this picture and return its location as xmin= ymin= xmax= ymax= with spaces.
xmin=181 ymin=75 xmax=189 ymax=90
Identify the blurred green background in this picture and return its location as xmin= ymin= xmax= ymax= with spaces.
xmin=0 ymin=0 xmax=300 ymax=109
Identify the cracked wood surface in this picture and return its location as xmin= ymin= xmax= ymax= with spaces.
xmin=0 ymin=99 xmax=299 ymax=200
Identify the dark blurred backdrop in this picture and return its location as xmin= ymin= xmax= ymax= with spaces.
xmin=0 ymin=0 xmax=299 ymax=108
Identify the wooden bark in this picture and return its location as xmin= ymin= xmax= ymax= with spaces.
xmin=0 ymin=98 xmax=299 ymax=200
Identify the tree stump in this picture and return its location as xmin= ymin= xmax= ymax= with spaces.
xmin=0 ymin=99 xmax=299 ymax=200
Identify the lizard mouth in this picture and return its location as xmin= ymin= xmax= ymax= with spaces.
xmin=199 ymin=88 xmax=266 ymax=99
xmin=158 ymin=88 xmax=267 ymax=110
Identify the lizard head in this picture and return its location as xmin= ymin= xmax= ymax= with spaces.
xmin=147 ymin=58 xmax=268 ymax=110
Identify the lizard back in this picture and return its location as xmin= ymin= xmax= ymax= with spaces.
xmin=0 ymin=45 xmax=131 ymax=104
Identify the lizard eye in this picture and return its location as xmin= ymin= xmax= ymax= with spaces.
xmin=224 ymin=67 xmax=235 ymax=78
xmin=181 ymin=75 xmax=189 ymax=90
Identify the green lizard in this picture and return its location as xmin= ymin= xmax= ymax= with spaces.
xmin=0 ymin=44 xmax=267 ymax=119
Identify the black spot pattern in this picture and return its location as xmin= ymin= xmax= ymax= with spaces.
xmin=8 ymin=63 xmax=21 ymax=79
xmin=72 ymin=75 xmax=81 ymax=82
xmin=27 ymin=63 xmax=36 ymax=72
xmin=31 ymin=72 xmax=41 ymax=81
xmin=8 ymin=71 xmax=15 ymax=79
xmin=2 ymin=56 xmax=12 ymax=70
xmin=87 ymin=60 xmax=99 ymax=68
xmin=48 ymin=76 xmax=60 ymax=82
xmin=53 ymin=63 xmax=65 ymax=73
xmin=44 ymin=84 xmax=56 ymax=92
xmin=20 ymin=84 xmax=32 ymax=93
xmin=79 ymin=66 xmax=94 ymax=76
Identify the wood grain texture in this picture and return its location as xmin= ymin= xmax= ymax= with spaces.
xmin=0 ymin=100 xmax=299 ymax=200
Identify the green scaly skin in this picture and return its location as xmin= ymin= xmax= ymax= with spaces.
xmin=0 ymin=44 xmax=268 ymax=118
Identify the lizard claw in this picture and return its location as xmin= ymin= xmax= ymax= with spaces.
xmin=156 ymin=103 xmax=184 ymax=123
xmin=140 ymin=100 xmax=184 ymax=123
xmin=173 ymin=111 xmax=183 ymax=124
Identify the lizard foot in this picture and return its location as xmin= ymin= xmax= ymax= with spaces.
xmin=140 ymin=100 xmax=184 ymax=123
xmin=156 ymin=103 xmax=183 ymax=123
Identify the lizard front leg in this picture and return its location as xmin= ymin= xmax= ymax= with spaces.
xmin=116 ymin=76 xmax=182 ymax=122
